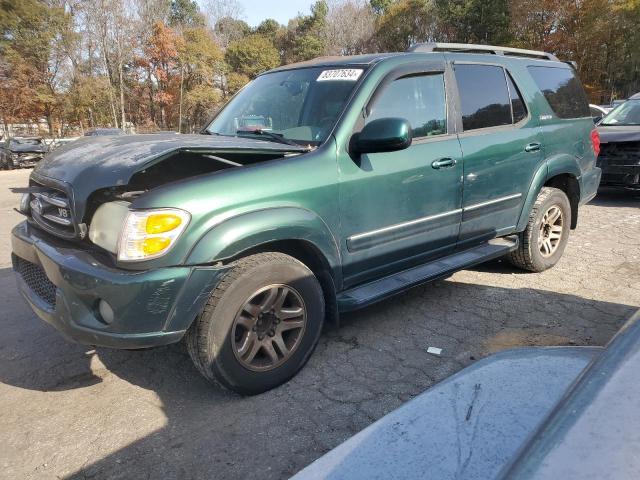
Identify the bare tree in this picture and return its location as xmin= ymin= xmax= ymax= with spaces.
xmin=325 ymin=0 xmax=376 ymax=55
xmin=203 ymin=0 xmax=244 ymax=25
xmin=84 ymin=0 xmax=137 ymax=129
xmin=202 ymin=0 xmax=246 ymax=47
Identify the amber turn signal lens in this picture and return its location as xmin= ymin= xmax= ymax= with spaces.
xmin=146 ymin=213 xmax=183 ymax=234
xmin=142 ymin=237 xmax=171 ymax=255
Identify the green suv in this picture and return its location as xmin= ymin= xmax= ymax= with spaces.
xmin=11 ymin=43 xmax=601 ymax=394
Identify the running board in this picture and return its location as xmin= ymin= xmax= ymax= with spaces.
xmin=337 ymin=236 xmax=519 ymax=312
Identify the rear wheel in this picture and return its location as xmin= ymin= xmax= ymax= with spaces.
xmin=508 ymin=187 xmax=571 ymax=272
xmin=186 ymin=252 xmax=324 ymax=395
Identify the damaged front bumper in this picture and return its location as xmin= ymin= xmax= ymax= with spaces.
xmin=12 ymin=153 xmax=44 ymax=168
xmin=598 ymin=163 xmax=640 ymax=189
xmin=11 ymin=221 xmax=228 ymax=349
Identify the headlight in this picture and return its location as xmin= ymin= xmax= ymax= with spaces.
xmin=20 ymin=193 xmax=31 ymax=214
xmin=117 ymin=208 xmax=190 ymax=261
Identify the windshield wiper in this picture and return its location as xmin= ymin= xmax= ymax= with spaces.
xmin=202 ymin=130 xmax=230 ymax=136
xmin=236 ymin=129 xmax=301 ymax=148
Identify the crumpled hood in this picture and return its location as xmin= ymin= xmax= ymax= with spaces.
xmin=35 ymin=133 xmax=306 ymax=185
xmin=31 ymin=133 xmax=307 ymax=223
xmin=597 ymin=125 xmax=640 ymax=144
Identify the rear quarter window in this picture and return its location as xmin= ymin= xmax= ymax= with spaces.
xmin=528 ymin=66 xmax=591 ymax=119
xmin=454 ymin=64 xmax=512 ymax=131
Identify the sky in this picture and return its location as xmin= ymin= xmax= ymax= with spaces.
xmin=236 ymin=0 xmax=316 ymax=26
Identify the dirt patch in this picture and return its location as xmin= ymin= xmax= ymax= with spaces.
xmin=484 ymin=329 xmax=576 ymax=353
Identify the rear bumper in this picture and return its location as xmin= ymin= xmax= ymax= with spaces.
xmin=579 ymin=166 xmax=602 ymax=204
xmin=11 ymin=221 xmax=228 ymax=349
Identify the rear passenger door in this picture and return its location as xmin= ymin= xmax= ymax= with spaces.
xmin=453 ymin=63 xmax=545 ymax=248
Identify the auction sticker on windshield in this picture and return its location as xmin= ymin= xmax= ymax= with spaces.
xmin=317 ymin=69 xmax=363 ymax=82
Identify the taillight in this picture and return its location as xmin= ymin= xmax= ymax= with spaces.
xmin=590 ymin=129 xmax=600 ymax=157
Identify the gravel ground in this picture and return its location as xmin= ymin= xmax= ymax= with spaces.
xmin=1 ymin=168 xmax=638 ymax=479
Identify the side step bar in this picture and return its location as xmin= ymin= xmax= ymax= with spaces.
xmin=337 ymin=236 xmax=519 ymax=312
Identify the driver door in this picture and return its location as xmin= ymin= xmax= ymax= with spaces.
xmin=338 ymin=65 xmax=464 ymax=287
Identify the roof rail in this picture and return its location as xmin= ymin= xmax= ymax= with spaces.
xmin=407 ymin=42 xmax=560 ymax=62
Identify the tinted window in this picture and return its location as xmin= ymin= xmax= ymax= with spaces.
xmin=455 ymin=64 xmax=512 ymax=130
xmin=368 ymin=73 xmax=447 ymax=138
xmin=528 ymin=66 xmax=591 ymax=119
xmin=506 ymin=72 xmax=527 ymax=123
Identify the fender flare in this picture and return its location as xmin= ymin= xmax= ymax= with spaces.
xmin=186 ymin=206 xmax=342 ymax=282
xmin=516 ymin=155 xmax=581 ymax=231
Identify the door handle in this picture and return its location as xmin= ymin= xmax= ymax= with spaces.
xmin=525 ymin=142 xmax=541 ymax=152
xmin=431 ymin=158 xmax=457 ymax=169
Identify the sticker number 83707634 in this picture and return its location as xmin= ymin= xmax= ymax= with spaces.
xmin=317 ymin=69 xmax=363 ymax=82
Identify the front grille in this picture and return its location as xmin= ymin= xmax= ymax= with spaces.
xmin=14 ymin=153 xmax=44 ymax=165
xmin=598 ymin=141 xmax=640 ymax=167
xmin=29 ymin=181 xmax=76 ymax=239
xmin=13 ymin=256 xmax=57 ymax=308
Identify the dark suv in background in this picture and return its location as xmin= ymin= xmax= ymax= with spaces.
xmin=12 ymin=43 xmax=601 ymax=394
xmin=0 ymin=137 xmax=49 ymax=169
xmin=597 ymin=92 xmax=640 ymax=190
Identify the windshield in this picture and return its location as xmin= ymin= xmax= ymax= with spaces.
xmin=600 ymin=100 xmax=640 ymax=126
xmin=11 ymin=138 xmax=42 ymax=146
xmin=206 ymin=66 xmax=365 ymax=145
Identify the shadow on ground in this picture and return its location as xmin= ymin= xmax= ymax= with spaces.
xmin=589 ymin=187 xmax=640 ymax=208
xmin=0 ymin=260 xmax=635 ymax=479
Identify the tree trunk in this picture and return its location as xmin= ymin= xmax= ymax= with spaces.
xmin=108 ymin=86 xmax=119 ymax=128
xmin=147 ymin=65 xmax=156 ymax=125
xmin=178 ymin=65 xmax=184 ymax=133
xmin=100 ymin=30 xmax=119 ymax=128
xmin=118 ymin=59 xmax=126 ymax=131
xmin=45 ymin=107 xmax=53 ymax=137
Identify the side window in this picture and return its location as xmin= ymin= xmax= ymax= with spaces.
xmin=506 ymin=72 xmax=527 ymax=123
xmin=368 ymin=73 xmax=447 ymax=138
xmin=454 ymin=64 xmax=512 ymax=131
xmin=527 ymin=66 xmax=591 ymax=119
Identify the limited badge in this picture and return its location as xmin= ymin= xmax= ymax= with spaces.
xmin=317 ymin=69 xmax=363 ymax=82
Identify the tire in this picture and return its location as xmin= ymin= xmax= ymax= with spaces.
xmin=186 ymin=252 xmax=325 ymax=395
xmin=508 ymin=187 xmax=572 ymax=272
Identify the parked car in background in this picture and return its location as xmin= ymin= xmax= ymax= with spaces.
xmin=84 ymin=128 xmax=125 ymax=136
xmin=0 ymin=137 xmax=49 ymax=170
xmin=12 ymin=43 xmax=601 ymax=394
xmin=597 ymin=92 xmax=640 ymax=189
xmin=589 ymin=104 xmax=609 ymax=124
xmin=294 ymin=310 xmax=640 ymax=480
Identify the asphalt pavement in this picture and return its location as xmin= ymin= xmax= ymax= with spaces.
xmin=1 ymin=168 xmax=638 ymax=479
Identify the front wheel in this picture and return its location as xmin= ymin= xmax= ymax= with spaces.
xmin=186 ymin=252 xmax=325 ymax=395
xmin=508 ymin=187 xmax=571 ymax=272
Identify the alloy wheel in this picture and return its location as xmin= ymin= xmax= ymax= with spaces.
xmin=538 ymin=205 xmax=564 ymax=257
xmin=231 ymin=284 xmax=307 ymax=371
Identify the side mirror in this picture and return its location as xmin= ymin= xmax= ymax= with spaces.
xmin=351 ymin=117 xmax=412 ymax=155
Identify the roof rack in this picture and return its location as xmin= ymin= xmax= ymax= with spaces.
xmin=407 ymin=42 xmax=560 ymax=62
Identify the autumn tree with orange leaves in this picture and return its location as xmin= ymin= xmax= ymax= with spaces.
xmin=1 ymin=0 xmax=638 ymax=137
